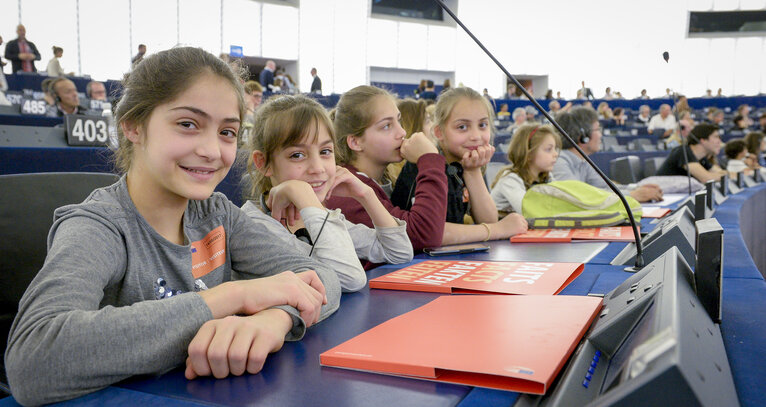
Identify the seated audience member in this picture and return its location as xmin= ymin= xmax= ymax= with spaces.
xmin=597 ymin=102 xmax=613 ymax=120
xmin=758 ymin=113 xmax=766 ymax=132
xmin=603 ymin=87 xmax=614 ymax=100
xmin=673 ymin=95 xmax=691 ymax=116
xmin=703 ymin=89 xmax=713 ymax=98
xmin=86 ymin=81 xmax=107 ymax=101
xmin=240 ymin=81 xmax=264 ymax=144
xmin=636 ymin=105 xmax=651 ymax=125
xmin=647 ymin=104 xmax=677 ymax=138
xmin=638 ymin=89 xmax=650 ymax=99
xmin=656 ymin=123 xmax=728 ymax=182
xmin=491 ymin=124 xmax=561 ymax=216
xmin=736 ymin=104 xmax=754 ymax=127
xmin=665 ymin=111 xmax=695 ymax=148
xmin=505 ymin=84 xmax=518 ymax=99
xmin=614 ymin=91 xmax=625 ymax=99
xmin=46 ymin=46 xmax=73 ymax=77
xmin=706 ymin=108 xmax=725 ymax=127
xmin=724 ymin=138 xmax=752 ymax=175
xmin=716 ymin=88 xmax=724 ymax=97
xmin=551 ymin=106 xmax=663 ymax=203
xmin=497 ymin=103 xmax=510 ymax=118
xmin=442 ymin=78 xmax=451 ymax=93
xmin=544 ymin=89 xmax=554 ymax=100
xmin=612 ymin=107 xmax=626 ymax=126
xmin=49 ymin=77 xmax=87 ymax=116
xmin=744 ymin=131 xmax=765 ymax=167
xmin=508 ymin=107 xmax=527 ymax=133
xmin=663 ymin=88 xmax=673 ymax=98
xmin=420 ymin=80 xmax=437 ymax=101
xmin=40 ymin=77 xmax=56 ymax=106
xmin=525 ymin=105 xmax=539 ymax=123
xmin=732 ymin=115 xmax=750 ymax=132
xmin=387 ymin=98 xmax=435 ymax=182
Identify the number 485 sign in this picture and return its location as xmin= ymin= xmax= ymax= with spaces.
xmin=65 ymin=115 xmax=110 ymax=147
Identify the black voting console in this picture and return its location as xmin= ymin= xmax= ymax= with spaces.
xmin=611 ymin=207 xmax=696 ymax=268
xmin=517 ymin=247 xmax=739 ymax=407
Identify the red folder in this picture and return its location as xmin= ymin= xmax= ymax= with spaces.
xmin=320 ymin=295 xmax=603 ymax=394
xmin=510 ymin=226 xmax=637 ymax=243
xmin=369 ymin=260 xmax=584 ymax=295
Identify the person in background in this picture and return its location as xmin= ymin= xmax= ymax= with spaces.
xmin=636 ymin=105 xmax=651 ymax=125
xmin=744 ymin=131 xmax=765 ymax=167
xmin=656 ymin=123 xmax=728 ymax=182
xmin=260 ymin=60 xmax=276 ymax=92
xmin=612 ymin=107 xmax=626 ymax=126
xmin=736 ymin=104 xmax=754 ymax=128
xmin=420 ymin=80 xmax=437 ymax=101
xmin=508 ymin=106 xmax=527 ymax=134
xmin=673 ymin=95 xmax=691 ymax=116
xmin=310 ymin=67 xmax=322 ymax=94
xmin=638 ymin=89 xmax=650 ymax=100
xmin=757 ymin=113 xmax=766 ymax=132
xmin=603 ymin=87 xmax=614 ymax=100
xmin=386 ymin=98 xmax=434 ymax=182
xmin=705 ymin=108 xmax=725 ymax=127
xmin=505 ymin=83 xmax=518 ymax=99
xmin=552 ymin=106 xmax=663 ymax=203
xmin=703 ymin=89 xmax=713 ymax=98
xmin=86 ymin=81 xmax=107 ymax=101
xmin=240 ymin=81 xmax=264 ymax=144
xmin=490 ymin=123 xmax=561 ymax=216
xmin=544 ymin=89 xmax=553 ymax=100
xmin=46 ymin=46 xmax=73 ymax=77
xmin=4 ymin=24 xmax=41 ymax=73
xmin=49 ymin=77 xmax=87 ymax=116
xmin=648 ymin=104 xmax=677 ymax=139
xmin=497 ymin=103 xmax=511 ymax=118
xmin=724 ymin=138 xmax=752 ymax=175
xmin=442 ymin=78 xmax=451 ymax=93
xmin=131 ymin=44 xmax=146 ymax=68
xmin=0 ymin=35 xmax=7 ymax=99
xmin=597 ymin=101 xmax=613 ymax=120
xmin=716 ymin=88 xmax=724 ymax=97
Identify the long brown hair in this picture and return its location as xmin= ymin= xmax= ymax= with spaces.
xmin=113 ymin=47 xmax=246 ymax=173
xmin=244 ymin=94 xmax=335 ymax=200
xmin=491 ymin=124 xmax=561 ymax=188
xmin=331 ymin=85 xmax=395 ymax=164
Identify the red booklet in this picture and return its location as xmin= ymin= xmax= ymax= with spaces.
xmin=510 ymin=226 xmax=637 ymax=243
xmin=369 ymin=260 xmax=584 ymax=295
xmin=320 ymin=295 xmax=603 ymax=394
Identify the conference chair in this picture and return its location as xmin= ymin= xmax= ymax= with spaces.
xmin=0 ymin=172 xmax=119 ymax=395
xmin=643 ymin=156 xmax=667 ymax=177
xmin=628 ymin=138 xmax=653 ymax=151
xmin=601 ymin=135 xmax=619 ymax=152
xmin=609 ymin=155 xmax=642 ymax=184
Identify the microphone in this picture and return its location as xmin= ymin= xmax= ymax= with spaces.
xmin=679 ymin=123 xmax=693 ymax=196
xmin=432 ymin=0 xmax=645 ymax=270
xmin=663 ymin=51 xmax=670 ymax=63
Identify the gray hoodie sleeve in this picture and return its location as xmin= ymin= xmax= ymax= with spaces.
xmin=342 ymin=215 xmax=413 ymax=265
xmin=5 ymin=215 xmax=214 ymax=406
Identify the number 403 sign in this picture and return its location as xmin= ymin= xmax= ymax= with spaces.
xmin=65 ymin=115 xmax=110 ymax=147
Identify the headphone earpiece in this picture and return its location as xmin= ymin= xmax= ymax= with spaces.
xmin=578 ymin=127 xmax=590 ymax=144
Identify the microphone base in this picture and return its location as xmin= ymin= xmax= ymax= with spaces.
xmin=623 ymin=265 xmax=643 ymax=273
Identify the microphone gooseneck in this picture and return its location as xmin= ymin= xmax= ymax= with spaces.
xmin=433 ymin=0 xmax=645 ymax=269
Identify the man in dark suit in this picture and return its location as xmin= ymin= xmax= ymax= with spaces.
xmin=259 ymin=60 xmax=275 ymax=92
xmin=4 ymin=25 xmax=41 ymax=73
xmin=310 ymin=67 xmax=322 ymax=94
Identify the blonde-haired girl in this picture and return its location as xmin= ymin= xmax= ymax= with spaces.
xmin=491 ymin=123 xmax=561 ymax=216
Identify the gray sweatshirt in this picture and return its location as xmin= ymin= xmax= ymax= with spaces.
xmin=4 ymin=177 xmax=340 ymax=406
xmin=241 ymin=200 xmax=413 ymax=292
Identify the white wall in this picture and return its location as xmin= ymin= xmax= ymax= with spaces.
xmin=1 ymin=0 xmax=764 ymax=97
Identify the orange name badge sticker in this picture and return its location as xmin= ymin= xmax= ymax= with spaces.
xmin=190 ymin=225 xmax=226 ymax=279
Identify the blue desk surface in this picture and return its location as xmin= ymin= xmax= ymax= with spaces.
xmin=2 ymin=187 xmax=765 ymax=407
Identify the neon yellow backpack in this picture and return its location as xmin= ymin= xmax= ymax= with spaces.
xmin=521 ymin=180 xmax=642 ymax=229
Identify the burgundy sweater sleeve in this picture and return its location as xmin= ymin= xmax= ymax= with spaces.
xmin=326 ymin=154 xmax=448 ymax=250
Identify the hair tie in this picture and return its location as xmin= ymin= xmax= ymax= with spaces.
xmin=528 ymin=126 xmax=540 ymax=143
